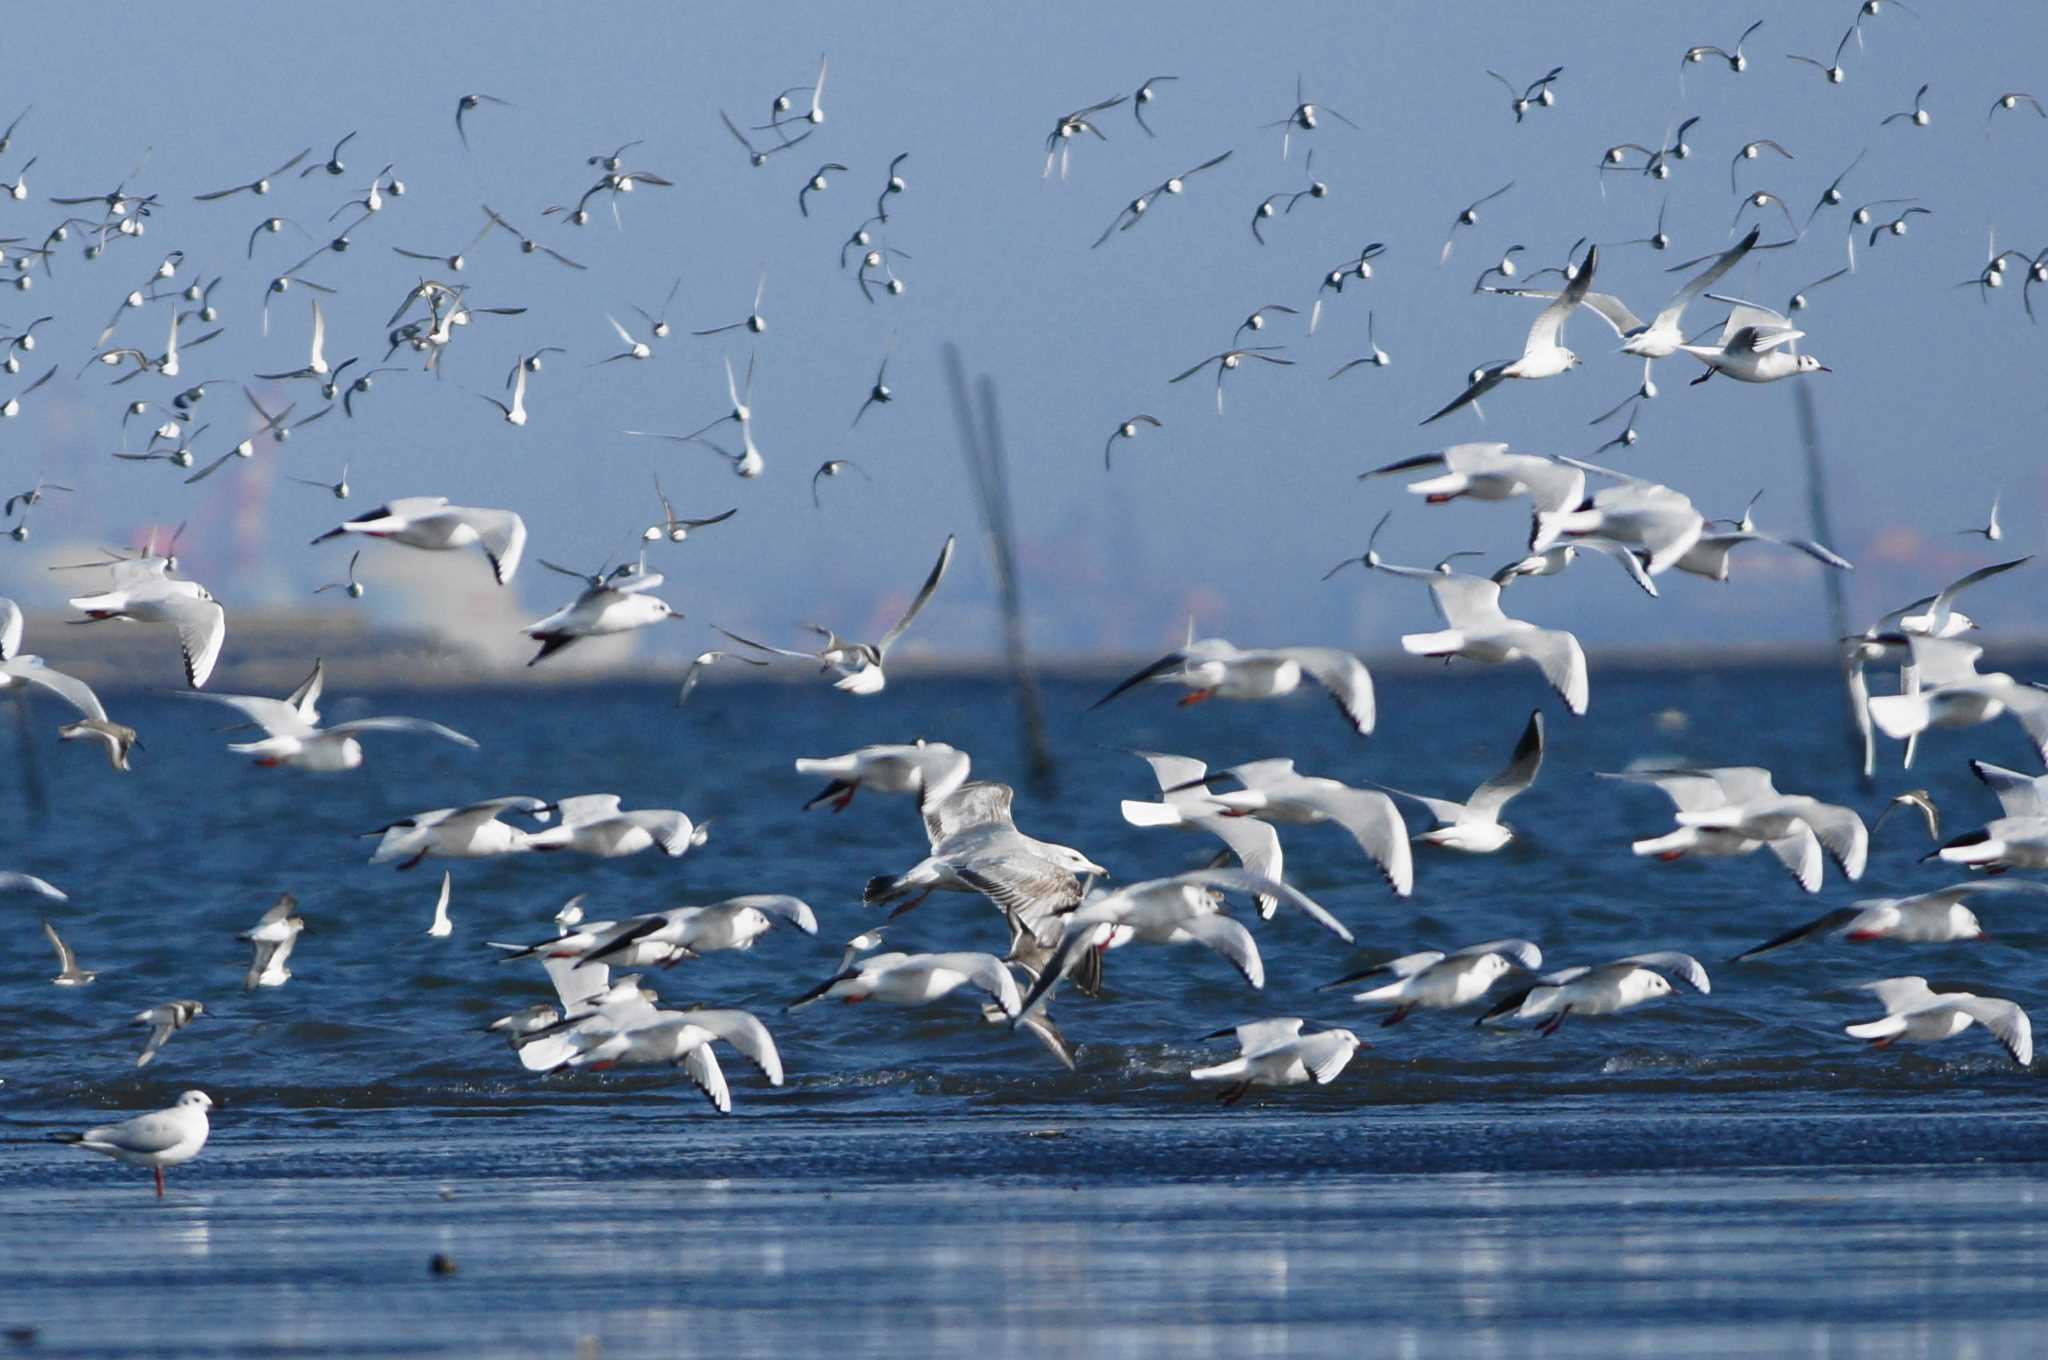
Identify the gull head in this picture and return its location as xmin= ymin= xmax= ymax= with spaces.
xmin=1795 ymin=355 xmax=1830 ymax=374
xmin=176 ymin=1091 xmax=214 ymax=1113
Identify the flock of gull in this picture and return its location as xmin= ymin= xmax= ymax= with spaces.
xmin=4 ymin=8 xmax=2046 ymax=1195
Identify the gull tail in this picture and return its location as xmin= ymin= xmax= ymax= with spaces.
xmin=1189 ymin=1058 xmax=1249 ymax=1082
xmin=1532 ymin=508 xmax=1598 ymax=554
xmin=1400 ymin=629 xmax=1467 ymax=658
xmin=1119 ymin=799 xmax=1188 ymax=828
xmin=1631 ymin=828 xmax=1696 ymax=858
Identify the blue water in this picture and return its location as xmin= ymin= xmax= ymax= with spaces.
xmin=5 ymin=669 xmax=2046 ymax=1357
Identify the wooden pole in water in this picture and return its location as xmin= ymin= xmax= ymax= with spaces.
xmin=943 ymin=344 xmax=1056 ymax=791
xmin=1793 ymin=381 xmax=1863 ymax=781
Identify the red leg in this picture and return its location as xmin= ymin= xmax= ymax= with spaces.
xmin=1380 ymin=1006 xmax=1410 ymax=1028
xmin=1176 ymin=689 xmax=1216 ymax=708
xmin=154 ymin=1166 xmax=165 ymax=1197
xmin=833 ymin=786 xmax=857 ymax=813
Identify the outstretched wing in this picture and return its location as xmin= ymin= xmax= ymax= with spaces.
xmin=876 ymin=535 xmax=955 ymax=657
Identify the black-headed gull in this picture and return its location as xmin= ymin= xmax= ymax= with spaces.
xmin=794 ymin=740 xmax=972 ymax=813
xmin=525 ymin=562 xmax=683 ymax=665
xmin=65 ymin=554 xmax=225 ymax=688
xmin=1930 ymin=760 xmax=2048 ymax=872
xmin=1320 ymin=939 xmax=1542 ymax=1023
xmin=134 ymin=1000 xmax=204 ymax=1067
xmin=1599 ymin=765 xmax=1858 ymax=891
xmin=1736 ymin=881 xmax=2048 ymax=960
xmin=183 ymin=673 xmax=475 ymax=771
xmin=1362 ymin=550 xmax=1588 ymax=716
xmin=1676 ymin=493 xmax=1853 ymax=581
xmin=1190 ymin=1018 xmax=1363 ymax=1105
xmin=1679 ymin=298 xmax=1829 ymax=384
xmin=42 ymin=917 xmax=94 ymax=985
xmin=1867 ymin=636 xmax=2048 ymax=767
xmin=54 ymin=1090 xmax=212 ymax=1196
xmin=1531 ymin=459 xmax=1706 ymax=578
xmin=1422 ymin=243 xmax=1596 ymax=424
xmin=1481 ymin=952 xmax=1709 ymax=1035
xmin=573 ymin=895 xmax=818 ymax=968
xmin=1846 ymin=977 xmax=2031 ymax=1067
xmin=1373 ymin=710 xmax=1543 ymax=853
xmin=1016 ymin=868 xmax=1353 ymax=1019
xmin=1844 ymin=557 xmax=2031 ymax=776
xmin=312 ymin=497 xmax=527 ymax=585
xmin=1505 ymin=228 xmax=1759 ymax=397
xmin=547 ymin=1008 xmax=784 ymax=1115
xmin=367 ymin=795 xmax=552 ymax=869
xmin=719 ymin=535 xmax=954 ymax=695
xmin=524 ymin=795 xmax=704 ymax=859
xmin=241 ymin=893 xmax=305 ymax=989
xmin=1363 ymin=442 xmax=1584 ymax=522
xmin=1119 ymin=750 xmax=1285 ymax=917
xmin=1170 ymin=759 xmax=1412 ymax=897
xmin=1044 ymin=95 xmax=1127 ymax=179
xmin=1092 ymin=632 xmax=1375 ymax=736
xmin=789 ymin=950 xmax=1022 ymax=1017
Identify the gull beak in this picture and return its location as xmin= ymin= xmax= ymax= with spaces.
xmin=1816 ymin=364 xmax=1832 ymax=372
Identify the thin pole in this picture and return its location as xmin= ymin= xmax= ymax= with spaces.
xmin=1793 ymin=381 xmax=1863 ymax=778
xmin=944 ymin=344 xmax=1056 ymax=791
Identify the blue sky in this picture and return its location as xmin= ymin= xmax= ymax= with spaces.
xmin=3 ymin=0 xmax=2045 ymax=666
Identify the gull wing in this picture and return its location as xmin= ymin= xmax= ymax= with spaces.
xmin=1 ymin=872 xmax=64 ymax=900
xmin=162 ymin=595 xmax=226 ymax=689
xmin=1948 ymin=995 xmax=2033 ymax=1067
xmin=1133 ymin=750 xmax=1209 ymax=801
xmin=1616 ymin=951 xmax=1710 ymax=994
xmin=1596 ymin=769 xmax=1728 ymax=813
xmin=1654 ymin=226 xmax=1759 ymax=332
xmin=713 ymin=894 xmax=818 ymax=935
xmin=1928 ymin=556 xmax=2031 ymax=628
xmin=1468 ymin=710 xmax=1543 ymax=816
xmin=1972 ymin=761 xmax=2048 ymax=819
xmin=1293 ymin=785 xmax=1415 ymax=900
xmin=680 ymin=1042 xmax=732 ymax=1114
xmin=924 ymin=780 xmax=1016 ymax=844
xmin=1430 ymin=574 xmax=1510 ymax=631
xmin=182 ymin=690 xmax=313 ymax=738
xmin=1455 ymin=938 xmax=1543 ymax=970
xmin=1296 ymin=1030 xmax=1359 ymax=1084
xmin=1798 ymin=801 xmax=1869 ymax=880
xmin=461 ymin=507 xmax=526 ymax=584
xmin=1182 ymin=813 xmax=1284 ymax=917
xmin=1218 ymin=1016 xmax=1302 ymax=1055
xmin=81 ymin=1108 xmax=189 ymax=1156
xmin=1861 ymin=976 xmax=1939 ymax=1014
xmin=923 ymin=952 xmax=1022 ymax=1018
xmin=876 ymin=534 xmax=955 ymax=657
xmin=286 ymin=658 xmax=325 ymax=723
xmin=0 ymin=598 xmax=20 ymax=660
xmin=1734 ymin=907 xmax=1862 ymax=961
xmin=1903 ymin=634 xmax=1985 ymax=688
xmin=325 ymin=716 xmax=480 ymax=748
xmin=1176 ymin=915 xmax=1265 ymax=989
xmin=1272 ymin=647 xmax=1375 ymax=735
xmin=1520 ymin=625 xmax=1589 ymax=716
xmin=955 ymin=858 xmax=1084 ymax=923
xmin=676 ymin=1008 xmax=784 ymax=1085
xmin=1767 ymin=827 xmax=1825 ymax=894
xmin=2 ymin=657 xmax=109 ymax=722
xmin=1524 ymin=243 xmax=1596 ymax=357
